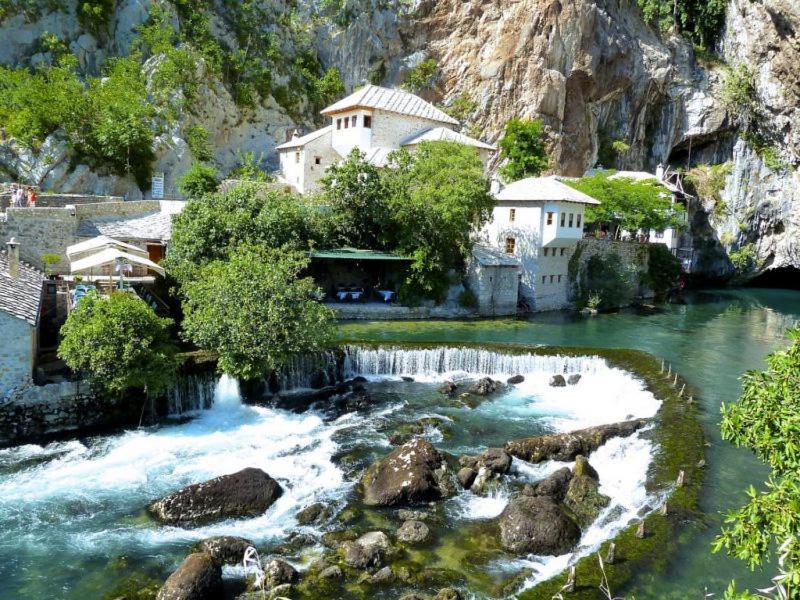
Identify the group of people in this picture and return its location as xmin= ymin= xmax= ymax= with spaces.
xmin=8 ymin=183 xmax=37 ymax=207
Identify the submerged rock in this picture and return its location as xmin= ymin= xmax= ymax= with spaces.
xmin=507 ymin=374 xmax=525 ymax=384
xmin=157 ymin=552 xmax=222 ymax=600
xmin=469 ymin=377 xmax=503 ymax=396
xmin=498 ymin=496 xmax=580 ymax=555
xmin=505 ymin=419 xmax=648 ymax=463
xmin=196 ymin=536 xmax=252 ymax=565
xmin=360 ymin=439 xmax=457 ymax=506
xmin=564 ymin=455 xmax=610 ymax=528
xmin=341 ymin=539 xmax=384 ymax=570
xmin=567 ymin=374 xmax=582 ymax=385
xmin=370 ymin=565 xmax=396 ymax=584
xmin=397 ymin=519 xmax=431 ymax=544
xmin=549 ymin=374 xmax=567 ymax=387
xmin=148 ymin=468 xmax=283 ymax=525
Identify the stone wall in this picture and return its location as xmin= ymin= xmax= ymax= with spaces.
xmin=0 ymin=313 xmax=36 ymax=399
xmin=0 ymin=193 xmax=122 ymax=211
xmin=569 ymin=238 xmax=654 ymax=305
xmin=466 ymin=262 xmax=519 ymax=316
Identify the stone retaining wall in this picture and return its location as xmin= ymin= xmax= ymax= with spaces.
xmin=568 ymin=238 xmax=654 ymax=304
xmin=0 ymin=193 xmax=122 ymax=211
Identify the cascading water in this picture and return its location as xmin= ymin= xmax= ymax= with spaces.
xmin=273 ymin=350 xmax=344 ymax=391
xmin=165 ymin=371 xmax=217 ymax=415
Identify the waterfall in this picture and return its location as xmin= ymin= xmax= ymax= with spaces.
xmin=343 ymin=345 xmax=606 ymax=378
xmin=166 ymin=372 xmax=218 ymax=415
xmin=273 ymin=350 xmax=344 ymax=391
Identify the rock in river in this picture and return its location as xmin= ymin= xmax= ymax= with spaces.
xmin=505 ymin=419 xmax=648 ymax=463
xmin=360 ymin=438 xmax=457 ymax=506
xmin=157 ymin=552 xmax=222 ymax=600
xmin=564 ymin=455 xmax=610 ymax=527
xmin=469 ymin=377 xmax=503 ymax=396
xmin=523 ymin=466 xmax=572 ymax=502
xmin=196 ymin=536 xmax=252 ymax=565
xmin=549 ymin=374 xmax=567 ymax=387
xmin=498 ymin=496 xmax=580 ymax=555
xmin=148 ymin=468 xmax=283 ymax=525
xmin=507 ymin=374 xmax=525 ymax=384
xmin=397 ymin=519 xmax=431 ymax=544
xmin=263 ymin=558 xmax=299 ymax=588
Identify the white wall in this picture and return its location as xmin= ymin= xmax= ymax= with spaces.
xmin=0 ymin=312 xmax=36 ymax=396
xmin=331 ymin=110 xmax=373 ymax=156
xmin=371 ymin=109 xmax=451 ymax=149
xmin=279 ymin=130 xmax=338 ymax=194
xmin=541 ymin=202 xmax=586 ymax=247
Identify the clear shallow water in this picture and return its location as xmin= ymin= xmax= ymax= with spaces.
xmin=340 ymin=288 xmax=800 ymax=597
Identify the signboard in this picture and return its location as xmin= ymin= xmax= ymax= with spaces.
xmin=151 ymin=173 xmax=165 ymax=199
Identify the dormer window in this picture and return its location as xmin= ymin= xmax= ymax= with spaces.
xmin=364 ymin=115 xmax=372 ymax=128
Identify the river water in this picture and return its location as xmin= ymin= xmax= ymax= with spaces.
xmin=0 ymin=287 xmax=796 ymax=598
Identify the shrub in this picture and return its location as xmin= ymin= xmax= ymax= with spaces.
xmin=440 ymin=92 xmax=478 ymax=124
xmin=686 ymin=162 xmax=732 ymax=209
xmin=229 ymin=150 xmax=273 ymax=182
xmin=646 ymin=243 xmax=682 ymax=300
xmin=177 ymin=162 xmax=219 ymax=199
xmin=636 ymin=0 xmax=727 ymax=49
xmin=498 ymin=118 xmax=550 ymax=182
xmin=579 ymin=252 xmax=632 ymax=309
xmin=184 ymin=124 xmax=213 ymax=162
xmin=458 ymin=289 xmax=478 ymax=309
xmin=77 ymin=0 xmax=114 ymax=35
xmin=729 ymin=243 xmax=756 ymax=273
xmin=403 ymin=59 xmax=439 ymax=94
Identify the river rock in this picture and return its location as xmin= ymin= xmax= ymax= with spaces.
xmin=498 ymin=496 xmax=581 ymax=555
xmin=360 ymin=438 xmax=457 ymax=506
xmin=263 ymin=558 xmax=299 ymax=588
xmin=564 ymin=455 xmax=610 ymax=528
xmin=505 ymin=419 xmax=648 ymax=463
xmin=197 ymin=536 xmax=253 ymax=565
xmin=507 ymin=374 xmax=525 ymax=384
xmin=439 ymin=380 xmax=457 ymax=395
xmin=148 ymin=468 xmax=283 ymax=525
xmin=567 ymin=374 xmax=582 ymax=385
xmin=156 ymin=552 xmax=223 ymax=600
xmin=397 ymin=508 xmax=430 ymax=521
xmin=370 ymin=566 xmax=396 ymax=584
xmin=319 ymin=565 xmax=343 ymax=579
xmin=469 ymin=377 xmax=503 ymax=395
xmin=549 ymin=374 xmax=567 ymax=387
xmin=341 ymin=540 xmax=384 ymax=569
xmin=435 ymin=589 xmax=462 ymax=600
xmin=397 ymin=519 xmax=430 ymax=544
xmin=402 ymin=376 xmax=415 ymax=382
xmin=523 ymin=467 xmax=573 ymax=502
xmin=459 ymin=448 xmax=512 ymax=475
xmin=457 ymin=467 xmax=477 ymax=489
xmin=295 ymin=502 xmax=326 ymax=525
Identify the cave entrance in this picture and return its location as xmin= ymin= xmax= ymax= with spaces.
xmin=748 ymin=267 xmax=800 ymax=290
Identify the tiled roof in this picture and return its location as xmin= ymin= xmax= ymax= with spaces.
xmin=77 ymin=210 xmax=175 ymax=241
xmin=0 ymin=250 xmax=44 ymax=326
xmin=472 ymin=245 xmax=521 ymax=267
xmin=321 ymin=85 xmax=459 ymax=126
xmin=275 ymin=126 xmax=332 ymax=150
xmin=494 ymin=176 xmax=601 ymax=205
xmin=402 ymin=127 xmax=496 ymax=151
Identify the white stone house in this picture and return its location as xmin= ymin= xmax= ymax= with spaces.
xmin=276 ymin=85 xmax=495 ymax=194
xmin=480 ymin=176 xmax=600 ymax=311
xmin=0 ymin=238 xmax=45 ymax=398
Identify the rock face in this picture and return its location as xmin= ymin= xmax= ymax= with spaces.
xmin=148 ymin=468 xmax=283 ymax=525
xmin=157 ymin=553 xmax=223 ymax=600
xmin=505 ymin=419 xmax=648 ymax=463
xmin=498 ymin=496 xmax=581 ymax=555
xmin=360 ymin=439 xmax=457 ymax=506
xmin=197 ymin=536 xmax=252 ymax=565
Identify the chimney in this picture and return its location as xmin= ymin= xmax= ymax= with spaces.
xmin=6 ymin=237 xmax=19 ymax=279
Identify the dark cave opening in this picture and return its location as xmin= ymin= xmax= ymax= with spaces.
xmin=748 ymin=266 xmax=800 ymax=290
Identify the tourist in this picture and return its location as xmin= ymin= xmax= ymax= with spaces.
xmin=27 ymin=186 xmax=36 ymax=206
xmin=10 ymin=184 xmax=22 ymax=207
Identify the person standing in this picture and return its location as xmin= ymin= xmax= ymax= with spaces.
xmin=27 ymin=186 xmax=36 ymax=206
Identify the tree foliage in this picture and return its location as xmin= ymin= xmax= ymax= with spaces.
xmin=636 ymin=0 xmax=727 ymax=49
xmin=177 ymin=162 xmax=220 ymax=199
xmin=566 ymin=172 xmax=685 ymax=238
xmin=403 ymin=59 xmax=439 ymax=94
xmin=180 ymin=246 xmax=335 ymax=379
xmin=166 ymin=182 xmax=330 ymax=285
xmin=498 ymin=118 xmax=550 ymax=182
xmin=715 ymin=327 xmax=800 ymax=598
xmin=647 ymin=242 xmax=682 ymax=299
xmin=577 ymin=252 xmax=634 ymax=310
xmin=58 ymin=292 xmax=178 ymax=396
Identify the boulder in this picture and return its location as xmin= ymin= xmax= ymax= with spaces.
xmin=157 ymin=552 xmax=223 ymax=600
xmin=350 ymin=376 xmax=368 ymax=384
xmin=435 ymin=589 xmax=462 ymax=600
xmin=295 ymin=502 xmax=326 ymax=525
xmin=507 ymin=374 xmax=525 ymax=384
xmin=341 ymin=540 xmax=384 ymax=569
xmin=360 ymin=439 xmax=457 ymax=506
xmin=523 ymin=467 xmax=572 ymax=502
xmin=148 ymin=468 xmax=283 ymax=525
xmin=549 ymin=374 xmax=567 ymax=387
xmin=505 ymin=419 xmax=648 ymax=463
xmin=370 ymin=566 xmax=395 ymax=584
xmin=319 ymin=565 xmax=343 ymax=579
xmin=457 ymin=467 xmax=477 ymax=489
xmin=439 ymin=380 xmax=458 ymax=395
xmin=459 ymin=448 xmax=512 ymax=475
xmin=567 ymin=374 xmax=582 ymax=385
xmin=564 ymin=455 xmax=610 ymax=528
xmin=357 ymin=531 xmax=392 ymax=552
xmin=397 ymin=520 xmax=430 ymax=544
xmin=397 ymin=509 xmax=430 ymax=521
xmin=263 ymin=558 xmax=299 ymax=588
xmin=469 ymin=377 xmax=503 ymax=396
xmin=402 ymin=376 xmax=415 ymax=382
xmin=197 ymin=536 xmax=253 ymax=565
xmin=498 ymin=496 xmax=580 ymax=555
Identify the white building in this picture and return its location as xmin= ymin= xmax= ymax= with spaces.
xmin=276 ymin=85 xmax=495 ymax=194
xmin=480 ymin=176 xmax=600 ymax=311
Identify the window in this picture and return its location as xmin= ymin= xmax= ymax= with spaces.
xmin=351 ymin=115 xmax=357 ymax=127
xmin=560 ymin=248 xmax=565 ymax=256
xmin=364 ymin=115 xmax=372 ymax=128
xmin=655 ymin=230 xmax=664 ymax=239
xmin=336 ymin=118 xmax=341 ymax=130
xmin=294 ymin=152 xmax=300 ymax=164
xmin=568 ymin=213 xmax=574 ymax=227
xmin=558 ymin=274 xmax=562 ymax=282
xmin=550 ymin=275 xmax=554 ymax=283
xmin=576 ymin=214 xmax=582 ymax=228
xmin=344 ymin=117 xmax=349 ymax=128
xmin=315 ymin=156 xmax=322 ymax=165
xmin=542 ymin=275 xmax=547 ymax=284
xmin=504 ymin=237 xmax=516 ymax=254
xmin=560 ymin=212 xmax=566 ymax=227
xmin=509 ymin=208 xmax=516 ymax=222
xmin=546 ymin=212 xmax=554 ymax=225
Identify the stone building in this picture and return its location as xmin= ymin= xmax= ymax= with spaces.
xmin=466 ymin=245 xmax=521 ymax=316
xmin=276 ymin=84 xmax=495 ymax=194
xmin=0 ymin=238 xmax=44 ymax=398
xmin=480 ymin=176 xmax=600 ymax=311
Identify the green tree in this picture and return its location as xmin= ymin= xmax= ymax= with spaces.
xmin=578 ymin=252 xmax=633 ymax=309
xmin=180 ymin=246 xmax=335 ymax=379
xmin=714 ymin=327 xmax=800 ymax=598
xmin=440 ymin=92 xmax=478 ymax=124
xmin=229 ymin=150 xmax=273 ymax=182
xmin=313 ymin=67 xmax=345 ymax=109
xmin=166 ymin=182 xmax=329 ymax=284
xmin=403 ymin=59 xmax=439 ymax=94
xmin=177 ymin=162 xmax=220 ymax=199
xmin=635 ymin=0 xmax=727 ymax=49
xmin=647 ymin=243 xmax=682 ymax=300
xmin=58 ymin=292 xmax=178 ymax=396
xmin=498 ymin=118 xmax=550 ymax=182
xmin=566 ymin=172 xmax=685 ymax=239
xmin=386 ymin=141 xmax=494 ymax=301
xmin=319 ymin=147 xmax=393 ymax=250
xmin=184 ymin=124 xmax=214 ymax=162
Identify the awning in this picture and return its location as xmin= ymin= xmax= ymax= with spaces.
xmin=309 ymin=248 xmax=412 ymax=261
xmin=70 ymin=248 xmax=165 ymax=276
xmin=67 ymin=235 xmax=147 ymax=260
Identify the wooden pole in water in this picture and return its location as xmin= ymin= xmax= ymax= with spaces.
xmin=660 ymin=502 xmax=668 ymax=516
xmin=660 ymin=360 xmax=665 ymax=373
xmin=673 ymin=372 xmax=679 ymax=386
xmin=679 ymin=384 xmax=685 ymax=397
xmin=564 ymin=566 xmax=576 ymax=592
xmin=606 ymin=542 xmax=616 ymax=564
xmin=636 ymin=521 xmax=646 ymax=538
xmin=677 ymin=470 xmax=685 ymax=487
